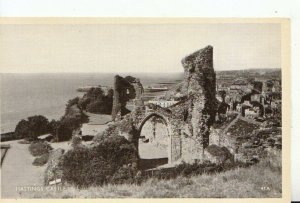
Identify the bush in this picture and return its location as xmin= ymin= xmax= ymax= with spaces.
xmin=110 ymin=164 xmax=138 ymax=184
xmin=86 ymin=99 xmax=112 ymax=114
xmin=92 ymin=124 xmax=119 ymax=143
xmin=71 ymin=135 xmax=83 ymax=148
xmin=49 ymin=105 xmax=88 ymax=142
xmin=61 ymin=136 xmax=138 ymax=187
xmin=86 ymin=101 xmax=105 ymax=114
xmin=54 ymin=122 xmax=73 ymax=142
xmin=80 ymin=87 xmax=113 ymax=115
xmin=15 ymin=115 xmax=50 ymax=140
xmin=66 ymin=97 xmax=80 ymax=109
xmin=29 ymin=141 xmax=52 ymax=157
xmin=33 ymin=153 xmax=50 ymax=166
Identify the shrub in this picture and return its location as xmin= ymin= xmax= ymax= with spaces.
xmin=61 ymin=136 xmax=138 ymax=187
xmin=33 ymin=153 xmax=50 ymax=166
xmin=86 ymin=101 xmax=105 ymax=114
xmin=14 ymin=119 xmax=29 ymax=139
xmin=92 ymin=124 xmax=119 ymax=143
xmin=110 ymin=164 xmax=138 ymax=184
xmin=54 ymin=122 xmax=73 ymax=142
xmin=118 ymin=115 xmax=134 ymax=133
xmin=66 ymin=97 xmax=80 ymax=109
xmin=71 ymin=135 xmax=83 ymax=148
xmin=86 ymin=99 xmax=113 ymax=114
xmin=15 ymin=115 xmax=50 ymax=140
xmin=80 ymin=87 xmax=113 ymax=115
xmin=49 ymin=105 xmax=88 ymax=142
xmin=29 ymin=141 xmax=52 ymax=157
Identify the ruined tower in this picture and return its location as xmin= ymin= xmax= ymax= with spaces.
xmin=181 ymin=45 xmax=218 ymax=158
xmin=131 ymin=78 xmax=144 ymax=109
xmin=111 ymin=75 xmax=144 ymax=121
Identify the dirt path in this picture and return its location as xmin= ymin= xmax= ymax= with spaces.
xmin=1 ymin=140 xmax=46 ymax=198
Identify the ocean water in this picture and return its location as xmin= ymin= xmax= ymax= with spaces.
xmin=0 ymin=72 xmax=182 ymax=133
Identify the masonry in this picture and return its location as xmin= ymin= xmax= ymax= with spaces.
xmin=113 ymin=45 xmax=218 ymax=164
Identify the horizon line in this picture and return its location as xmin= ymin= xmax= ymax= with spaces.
xmin=0 ymin=67 xmax=281 ymax=74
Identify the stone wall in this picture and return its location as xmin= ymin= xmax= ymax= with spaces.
xmin=111 ymin=75 xmax=144 ymax=121
xmin=111 ymin=45 xmax=219 ymax=165
xmin=180 ymin=45 xmax=218 ymax=159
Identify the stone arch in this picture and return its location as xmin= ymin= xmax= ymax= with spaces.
xmin=137 ymin=112 xmax=172 ymax=165
xmin=138 ymin=112 xmax=170 ymax=133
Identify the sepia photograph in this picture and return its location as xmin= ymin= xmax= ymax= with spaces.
xmin=0 ymin=18 xmax=289 ymax=199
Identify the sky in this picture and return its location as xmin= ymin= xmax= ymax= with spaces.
xmin=0 ymin=23 xmax=281 ymax=73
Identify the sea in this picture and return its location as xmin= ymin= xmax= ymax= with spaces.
xmin=0 ymin=72 xmax=183 ymax=133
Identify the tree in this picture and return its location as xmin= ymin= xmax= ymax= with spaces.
xmin=48 ymin=119 xmax=60 ymax=135
xmin=15 ymin=119 xmax=30 ymax=139
xmin=15 ymin=115 xmax=50 ymax=140
xmin=66 ymin=97 xmax=80 ymax=108
xmin=55 ymin=123 xmax=73 ymax=141
xmin=48 ymin=103 xmax=88 ymax=142
xmin=26 ymin=115 xmax=50 ymax=140
xmin=86 ymin=87 xmax=104 ymax=101
xmin=78 ymin=97 xmax=91 ymax=109
xmin=48 ymin=119 xmax=73 ymax=142
xmin=79 ymin=87 xmax=114 ymax=115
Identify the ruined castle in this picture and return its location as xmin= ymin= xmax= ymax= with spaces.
xmin=111 ymin=45 xmax=219 ymax=164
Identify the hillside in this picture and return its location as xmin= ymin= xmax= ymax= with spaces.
xmin=29 ymin=152 xmax=281 ymax=198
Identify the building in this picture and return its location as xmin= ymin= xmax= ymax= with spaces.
xmin=229 ymin=78 xmax=248 ymax=92
xmin=245 ymin=107 xmax=260 ymax=118
xmin=148 ymin=100 xmax=178 ymax=108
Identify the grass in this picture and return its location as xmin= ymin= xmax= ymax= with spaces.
xmin=83 ymin=111 xmax=111 ymax=125
xmin=29 ymin=153 xmax=281 ymax=198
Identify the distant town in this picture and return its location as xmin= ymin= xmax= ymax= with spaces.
xmin=76 ymin=68 xmax=281 ymax=121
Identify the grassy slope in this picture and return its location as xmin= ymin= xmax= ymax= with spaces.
xmin=30 ymin=154 xmax=281 ymax=198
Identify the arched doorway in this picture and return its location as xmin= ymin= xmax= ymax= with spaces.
xmin=138 ymin=113 xmax=171 ymax=170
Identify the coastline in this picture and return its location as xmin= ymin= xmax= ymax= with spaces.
xmin=1 ymin=73 xmax=182 ymax=134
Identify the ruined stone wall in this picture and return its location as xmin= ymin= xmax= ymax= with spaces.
xmin=132 ymin=79 xmax=144 ymax=109
xmin=114 ymin=46 xmax=218 ymax=164
xmin=180 ymin=45 xmax=218 ymax=159
xmin=111 ymin=75 xmax=144 ymax=121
